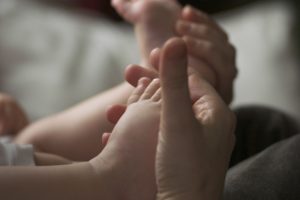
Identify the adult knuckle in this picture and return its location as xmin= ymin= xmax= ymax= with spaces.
xmin=189 ymin=38 xmax=201 ymax=51
xmin=200 ymin=26 xmax=210 ymax=37
xmin=205 ymin=42 xmax=215 ymax=54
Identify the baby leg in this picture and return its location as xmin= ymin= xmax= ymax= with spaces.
xmin=112 ymin=0 xmax=181 ymax=65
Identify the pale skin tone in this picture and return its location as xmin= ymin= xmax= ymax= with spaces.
xmin=0 ymin=76 xmax=160 ymax=200
xmin=0 ymin=37 xmax=234 ymax=200
xmin=15 ymin=82 xmax=133 ymax=160
xmin=156 ymin=38 xmax=235 ymax=200
xmin=97 ymin=77 xmax=162 ymax=200
xmin=15 ymin=1 xmax=236 ymax=162
xmin=103 ymin=37 xmax=236 ymax=200
xmin=0 ymin=1 xmax=236 ymax=198
xmin=113 ymin=0 xmax=237 ymax=103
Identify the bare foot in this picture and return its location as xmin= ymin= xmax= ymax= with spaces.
xmin=112 ymin=0 xmax=181 ymax=66
xmin=93 ymin=77 xmax=162 ymax=200
xmin=156 ymin=37 xmax=235 ymax=200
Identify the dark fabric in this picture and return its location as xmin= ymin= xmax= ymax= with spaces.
xmin=224 ymin=106 xmax=300 ymax=200
xmin=230 ymin=106 xmax=300 ymax=167
xmin=224 ymin=134 xmax=300 ymax=200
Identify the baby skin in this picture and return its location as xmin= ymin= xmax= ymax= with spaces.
xmin=95 ymin=38 xmax=236 ymax=200
xmin=0 ymin=38 xmax=234 ymax=200
xmin=112 ymin=0 xmax=181 ymax=66
xmin=92 ymin=78 xmax=162 ymax=200
xmin=113 ymin=0 xmax=235 ymax=103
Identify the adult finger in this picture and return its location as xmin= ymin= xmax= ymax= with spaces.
xmin=181 ymin=5 xmax=228 ymax=41
xmin=125 ymin=64 xmax=158 ymax=87
xmin=184 ymin=36 xmax=237 ymax=103
xmin=176 ymin=20 xmax=225 ymax=44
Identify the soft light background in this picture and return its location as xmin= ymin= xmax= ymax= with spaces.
xmin=217 ymin=0 xmax=300 ymax=122
xmin=0 ymin=0 xmax=139 ymax=120
xmin=0 ymin=0 xmax=299 ymax=123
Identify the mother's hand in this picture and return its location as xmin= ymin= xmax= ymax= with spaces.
xmin=156 ymin=38 xmax=236 ymax=200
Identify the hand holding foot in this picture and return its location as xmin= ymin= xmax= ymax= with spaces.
xmin=117 ymin=1 xmax=237 ymax=104
xmin=156 ymin=38 xmax=236 ymax=200
xmin=177 ymin=5 xmax=237 ymax=104
xmin=96 ymin=37 xmax=235 ymax=200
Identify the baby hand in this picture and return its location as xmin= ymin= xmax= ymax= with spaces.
xmin=0 ymin=93 xmax=29 ymax=135
xmin=176 ymin=6 xmax=237 ymax=104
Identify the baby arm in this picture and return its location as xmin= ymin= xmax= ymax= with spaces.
xmin=15 ymin=82 xmax=133 ymax=161
xmin=0 ymin=161 xmax=107 ymax=200
xmin=33 ymin=151 xmax=73 ymax=165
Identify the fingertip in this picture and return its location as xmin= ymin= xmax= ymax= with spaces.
xmin=162 ymin=37 xmax=187 ymax=60
xmin=182 ymin=5 xmax=193 ymax=18
xmin=125 ymin=65 xmax=158 ymax=87
xmin=124 ymin=64 xmax=142 ymax=87
xmin=150 ymin=48 xmax=161 ymax=70
xmin=159 ymin=37 xmax=195 ymax=126
xmin=159 ymin=37 xmax=189 ymax=94
xmin=106 ymin=104 xmax=127 ymax=125
xmin=125 ymin=64 xmax=138 ymax=71
xmin=159 ymin=38 xmax=188 ymax=79
xmin=182 ymin=5 xmax=209 ymax=22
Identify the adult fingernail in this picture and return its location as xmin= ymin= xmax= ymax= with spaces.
xmin=164 ymin=38 xmax=187 ymax=60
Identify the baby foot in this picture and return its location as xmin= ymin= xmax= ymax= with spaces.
xmin=95 ymin=77 xmax=162 ymax=200
xmin=112 ymin=0 xmax=181 ymax=66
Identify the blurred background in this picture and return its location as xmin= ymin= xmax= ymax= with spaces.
xmin=0 ymin=0 xmax=299 ymax=124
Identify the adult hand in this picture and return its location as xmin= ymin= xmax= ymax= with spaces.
xmin=176 ymin=5 xmax=237 ymax=104
xmin=156 ymin=38 xmax=236 ymax=200
xmin=103 ymin=37 xmax=235 ymax=200
xmin=0 ymin=93 xmax=29 ymax=135
xmin=125 ymin=5 xmax=237 ymax=104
